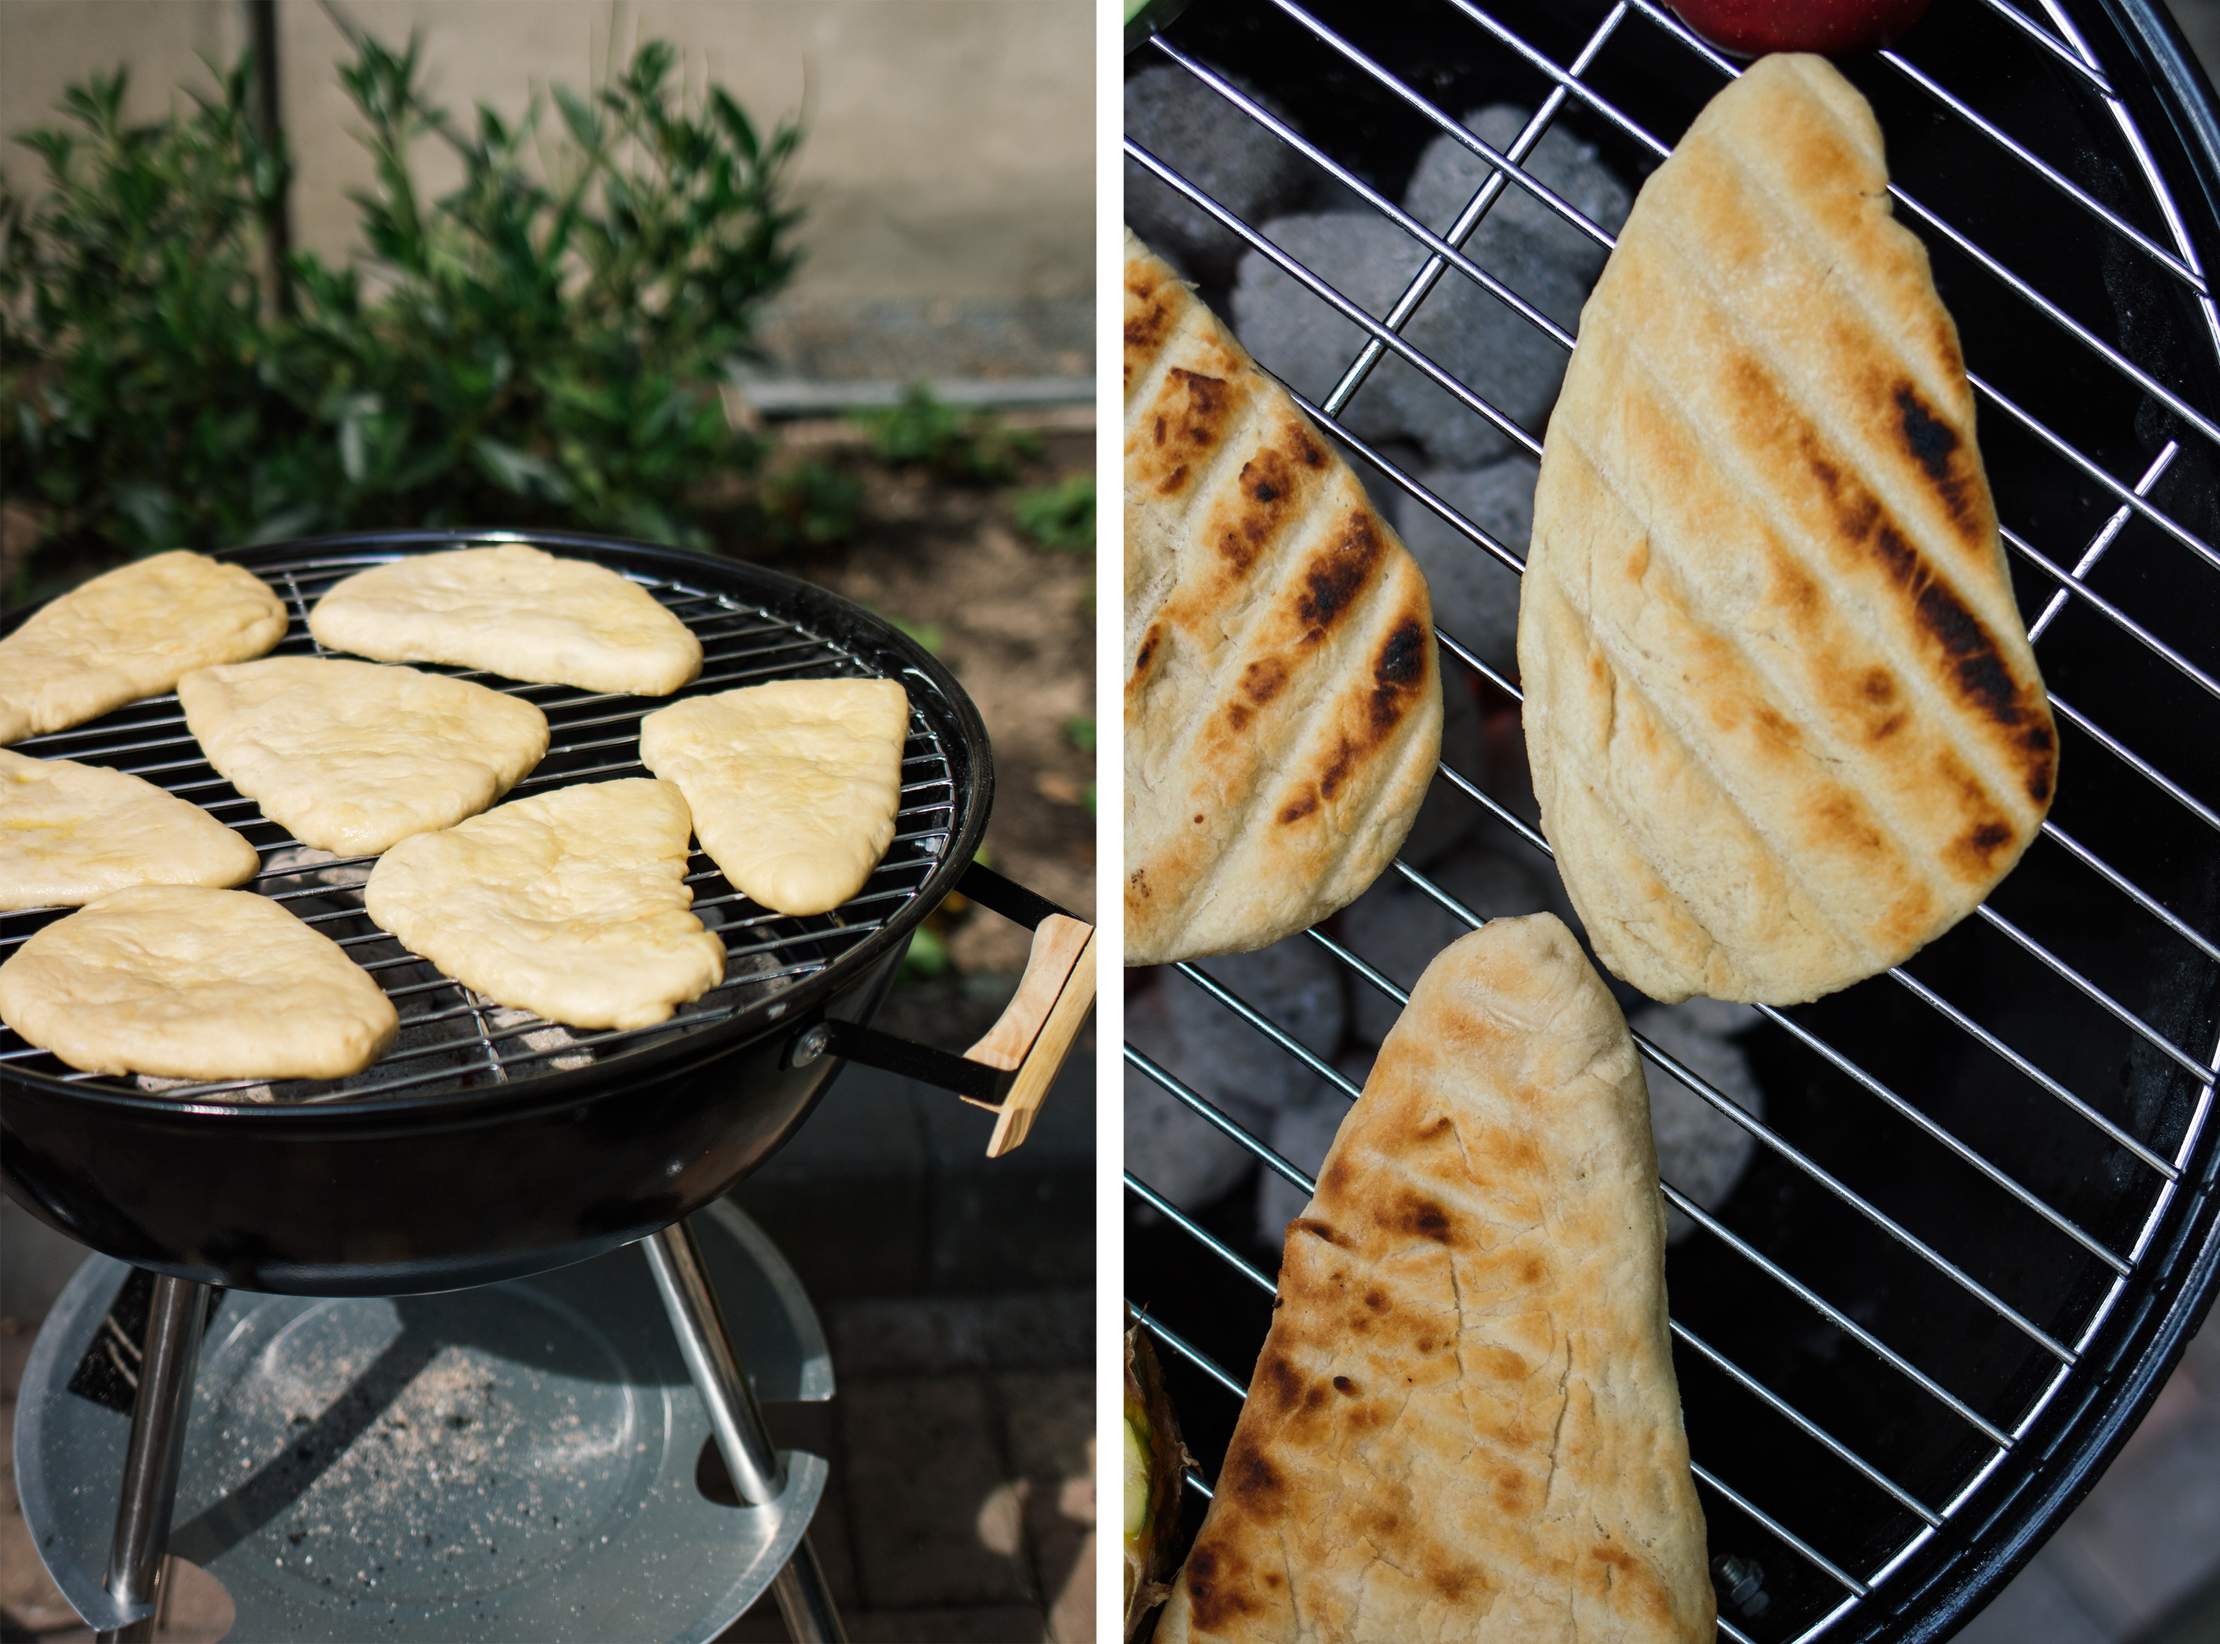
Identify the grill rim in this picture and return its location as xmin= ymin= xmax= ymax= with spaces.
xmin=1868 ymin=6 xmax=2220 ymax=1633
xmin=0 ymin=524 xmax=995 ymax=1121
xmin=1121 ymin=0 xmax=2220 ymax=1637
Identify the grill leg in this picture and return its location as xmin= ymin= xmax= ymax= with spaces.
xmin=94 ymin=1274 xmax=209 ymax=1644
xmin=642 ymin=1217 xmax=848 ymax=1644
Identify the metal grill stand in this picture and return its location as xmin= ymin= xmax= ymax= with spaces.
xmin=95 ymin=1275 xmax=207 ymax=1644
xmin=27 ymin=1205 xmax=844 ymax=1644
xmin=643 ymin=1220 xmax=846 ymax=1644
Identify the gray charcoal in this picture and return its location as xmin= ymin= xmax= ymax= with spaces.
xmin=1255 ymin=1075 xmax=1360 ymax=1247
xmin=1400 ymin=665 xmax=1485 ymax=867
xmin=1124 ymin=987 xmax=1269 ymax=1213
xmin=1404 ymin=104 xmax=1635 ymax=282
xmin=1669 ymin=998 xmax=1764 ymax=1038
xmin=1162 ymin=937 xmax=1346 ymax=1111
xmin=1230 ymin=211 xmax=1455 ymax=459
xmin=1124 ymin=1061 xmax=1263 ymax=1213
xmin=1125 ymin=66 xmax=1312 ymax=283
xmin=1630 ymin=1004 xmax=1763 ymax=1240
xmin=1231 ymin=209 xmax=1585 ymax=469
xmin=1335 ymin=848 xmax=1550 ymax=1047
xmin=1395 ymin=459 xmax=1534 ymax=679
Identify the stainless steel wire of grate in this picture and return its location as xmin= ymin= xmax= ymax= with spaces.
xmin=0 ymin=552 xmax=959 ymax=1104
xmin=1123 ymin=1 xmax=2220 ymax=1639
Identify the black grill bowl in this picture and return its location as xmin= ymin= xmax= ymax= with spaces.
xmin=1 ymin=530 xmax=994 ymax=1296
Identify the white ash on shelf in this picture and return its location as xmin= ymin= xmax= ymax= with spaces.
xmin=203 ymin=1331 xmax=617 ymax=1604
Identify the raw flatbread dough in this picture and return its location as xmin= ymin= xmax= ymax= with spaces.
xmin=308 ymin=545 xmax=702 ymax=695
xmin=0 ymin=886 xmax=398 ymax=1080
xmin=179 ymin=656 xmax=550 ymax=855
xmin=640 ymin=678 xmax=909 ymax=916
xmin=0 ymin=552 xmax=286 ymax=744
xmin=1124 ymin=229 xmax=1443 ymax=965
xmin=1157 ymin=914 xmax=1712 ymax=1642
xmin=363 ymin=778 xmax=726 ymax=1029
xmin=1519 ymin=55 xmax=2055 ymax=1004
xmin=0 ymin=748 xmax=260 ymax=910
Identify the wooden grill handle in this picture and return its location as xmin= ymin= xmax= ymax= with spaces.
xmin=819 ymin=861 xmax=1095 ymax=1157
xmin=963 ymin=912 xmax=1096 ymax=1157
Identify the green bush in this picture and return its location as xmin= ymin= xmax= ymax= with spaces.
xmin=1 ymin=32 xmax=802 ymax=591
xmin=1012 ymin=473 xmax=1094 ymax=553
xmin=852 ymin=384 xmax=1041 ymax=485
xmin=758 ymin=458 xmax=864 ymax=548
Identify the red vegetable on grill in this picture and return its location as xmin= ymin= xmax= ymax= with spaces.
xmin=1669 ymin=0 xmax=1935 ymax=54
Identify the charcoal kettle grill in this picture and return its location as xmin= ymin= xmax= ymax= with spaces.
xmin=1125 ymin=2 xmax=2220 ymax=1639
xmin=1 ymin=528 xmax=1097 ymax=1642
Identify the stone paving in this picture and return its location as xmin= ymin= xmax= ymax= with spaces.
xmin=1956 ymin=1311 xmax=2220 ymax=1644
xmin=717 ymin=1294 xmax=1095 ymax=1644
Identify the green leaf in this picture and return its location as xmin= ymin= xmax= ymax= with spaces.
xmin=552 ymin=84 xmax=600 ymax=151
xmin=708 ymin=88 xmax=759 ymax=162
xmin=901 ymin=925 xmax=950 ymax=980
xmin=628 ymin=40 xmax=678 ymax=100
xmin=1012 ymin=474 xmax=1095 ymax=553
xmin=113 ymin=481 xmax=177 ymax=547
xmin=469 ymin=435 xmax=571 ymax=503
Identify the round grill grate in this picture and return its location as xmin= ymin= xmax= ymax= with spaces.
xmin=0 ymin=544 xmax=967 ymax=1106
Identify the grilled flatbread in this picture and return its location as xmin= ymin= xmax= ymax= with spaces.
xmin=308 ymin=545 xmax=702 ymax=696
xmin=179 ymin=657 xmax=550 ymax=855
xmin=363 ymin=778 xmax=724 ymax=1030
xmin=0 ymin=886 xmax=397 ymax=1080
xmin=1157 ymin=914 xmax=1712 ymax=1643
xmin=1519 ymin=54 xmax=2056 ymax=1005
xmin=0 ymin=748 xmax=260 ymax=910
xmin=1124 ymin=229 xmax=1443 ymax=966
xmin=640 ymin=678 xmax=909 ymax=916
xmin=0 ymin=552 xmax=286 ymax=745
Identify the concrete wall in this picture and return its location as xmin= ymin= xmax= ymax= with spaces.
xmin=0 ymin=0 xmax=1094 ymax=379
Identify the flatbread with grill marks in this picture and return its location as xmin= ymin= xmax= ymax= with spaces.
xmin=1124 ymin=229 xmax=1442 ymax=966
xmin=1155 ymin=914 xmax=1713 ymax=1643
xmin=1518 ymin=54 xmax=2056 ymax=1005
